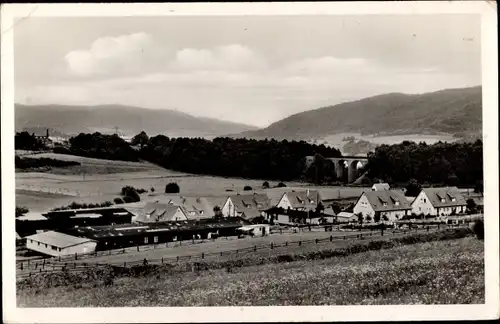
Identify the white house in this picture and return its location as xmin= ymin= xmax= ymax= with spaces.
xmin=26 ymin=231 xmax=97 ymax=257
xmin=276 ymin=190 xmax=320 ymax=211
xmin=411 ymin=187 xmax=467 ymax=216
xmin=237 ymin=224 xmax=271 ymax=237
xmin=353 ymin=190 xmax=412 ymax=222
xmin=222 ymin=193 xmax=271 ymax=219
xmin=135 ymin=203 xmax=188 ymax=223
xmin=372 ymin=183 xmax=390 ymax=191
xmin=335 ymin=212 xmax=356 ymax=223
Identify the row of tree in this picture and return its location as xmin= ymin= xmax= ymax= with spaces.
xmin=36 ymin=130 xmax=483 ymax=187
xmin=136 ymin=133 xmax=342 ymax=181
xmin=15 ymin=131 xmax=47 ymax=151
xmin=366 ymin=140 xmax=483 ymax=187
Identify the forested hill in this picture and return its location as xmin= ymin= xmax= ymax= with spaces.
xmin=15 ymin=104 xmax=258 ymax=138
xmin=235 ymin=86 xmax=482 ymax=140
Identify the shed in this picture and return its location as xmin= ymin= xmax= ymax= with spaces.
xmin=25 ymin=231 xmax=97 ymax=257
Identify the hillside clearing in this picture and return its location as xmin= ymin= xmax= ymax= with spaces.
xmin=17 ymin=236 xmax=484 ymax=306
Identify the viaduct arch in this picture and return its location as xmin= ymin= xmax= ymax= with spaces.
xmin=304 ymin=155 xmax=368 ymax=183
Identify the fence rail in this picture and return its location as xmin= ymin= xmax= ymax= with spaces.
xmin=16 ymin=223 xmax=472 ymax=280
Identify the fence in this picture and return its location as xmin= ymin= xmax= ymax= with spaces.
xmin=16 ymin=223 xmax=472 ymax=279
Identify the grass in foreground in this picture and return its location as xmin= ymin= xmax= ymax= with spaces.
xmin=17 ymin=236 xmax=484 ymax=306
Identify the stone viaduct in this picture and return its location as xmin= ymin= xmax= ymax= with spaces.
xmin=305 ymin=155 xmax=369 ymax=183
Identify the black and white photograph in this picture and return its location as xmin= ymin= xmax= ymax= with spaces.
xmin=2 ymin=2 xmax=498 ymax=323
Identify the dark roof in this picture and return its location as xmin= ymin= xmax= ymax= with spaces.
xmin=43 ymin=207 xmax=134 ymax=219
xmin=421 ymin=187 xmax=467 ymax=208
xmin=63 ymin=217 xmax=250 ymax=240
xmin=361 ymin=190 xmax=412 ymax=212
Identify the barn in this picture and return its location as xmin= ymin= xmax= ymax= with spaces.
xmin=25 ymin=231 xmax=97 ymax=257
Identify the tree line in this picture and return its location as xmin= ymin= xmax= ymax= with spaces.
xmin=137 ymin=132 xmax=341 ymax=181
xmin=365 ymin=140 xmax=483 ymax=187
xmin=18 ymin=130 xmax=483 ymax=187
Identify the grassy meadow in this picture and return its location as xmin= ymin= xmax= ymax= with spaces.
xmin=17 ymin=235 xmax=484 ymax=306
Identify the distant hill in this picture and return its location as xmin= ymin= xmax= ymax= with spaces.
xmin=15 ymin=104 xmax=258 ymax=138
xmin=234 ymin=86 xmax=482 ymax=140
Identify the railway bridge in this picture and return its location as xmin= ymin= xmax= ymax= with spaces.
xmin=304 ymin=155 xmax=369 ymax=183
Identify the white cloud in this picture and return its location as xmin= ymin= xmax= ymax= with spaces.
xmin=64 ymin=32 xmax=153 ymax=76
xmin=171 ymin=44 xmax=266 ymax=71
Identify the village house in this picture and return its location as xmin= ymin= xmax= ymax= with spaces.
xmin=25 ymin=231 xmax=97 ymax=257
xmin=410 ymin=187 xmax=467 ymax=216
xmin=371 ymin=183 xmax=391 ymax=191
xmin=353 ymin=190 xmax=412 ymax=222
xmin=135 ymin=203 xmax=188 ymax=223
xmin=166 ymin=196 xmax=215 ymax=219
xmin=334 ymin=211 xmax=356 ymax=223
xmin=276 ymin=189 xmax=321 ymax=212
xmin=221 ymin=193 xmax=271 ymax=219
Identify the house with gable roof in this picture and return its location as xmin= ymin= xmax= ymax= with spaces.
xmin=135 ymin=203 xmax=188 ymax=223
xmin=276 ymin=189 xmax=321 ymax=212
xmin=410 ymin=187 xmax=467 ymax=216
xmin=353 ymin=190 xmax=412 ymax=222
xmin=221 ymin=193 xmax=271 ymax=219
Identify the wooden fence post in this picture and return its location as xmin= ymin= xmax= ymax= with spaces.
xmin=329 ymin=236 xmax=333 ymax=242
xmin=270 ymin=243 xmax=274 ymax=250
xmin=202 ymin=253 xmax=204 ymax=259
xmin=20 ymin=263 xmax=23 ymax=271
xmin=177 ymin=256 xmax=179 ymax=262
xmin=298 ymin=241 xmax=302 ymax=246
xmin=75 ymin=253 xmax=78 ymax=260
xmin=315 ymin=239 xmax=319 ymax=244
xmin=124 ymin=262 xmax=126 ymax=267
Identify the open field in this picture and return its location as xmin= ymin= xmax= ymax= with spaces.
xmin=17 ymin=235 xmax=484 ymax=306
xmin=15 ymin=153 xmax=369 ymax=212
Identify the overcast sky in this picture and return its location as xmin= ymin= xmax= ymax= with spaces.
xmin=14 ymin=15 xmax=481 ymax=127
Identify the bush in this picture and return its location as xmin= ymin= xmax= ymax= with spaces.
xmin=16 ymin=206 xmax=29 ymax=217
xmin=243 ymin=185 xmax=253 ymax=191
xmin=262 ymin=181 xmax=270 ymax=189
xmin=473 ymin=219 xmax=484 ymax=240
xmin=165 ymin=182 xmax=180 ymax=193
xmin=276 ymin=182 xmax=287 ymax=188
xmin=114 ymin=197 xmax=125 ymax=204
xmin=15 ymin=156 xmax=80 ymax=170
xmin=150 ymin=187 xmax=155 ymax=193
xmin=51 ymin=201 xmax=114 ymax=211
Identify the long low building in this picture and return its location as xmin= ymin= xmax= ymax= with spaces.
xmin=16 ymin=207 xmax=135 ymax=237
xmin=25 ymin=231 xmax=97 ymax=257
xmin=62 ymin=217 xmax=251 ymax=251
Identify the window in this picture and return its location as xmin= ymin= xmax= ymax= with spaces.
xmin=451 ymin=198 xmax=456 ymax=202
xmin=58 ymin=248 xmax=62 ymax=252
xmin=154 ymin=236 xmax=158 ymax=243
xmin=423 ymin=198 xmax=427 ymax=203
xmin=395 ymin=201 xmax=400 ymax=206
xmin=51 ymin=245 xmax=57 ymax=251
xmin=45 ymin=244 xmax=48 ymax=248
xmin=144 ymin=237 xmax=149 ymax=244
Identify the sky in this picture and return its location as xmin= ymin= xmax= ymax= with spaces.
xmin=14 ymin=15 xmax=481 ymax=127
